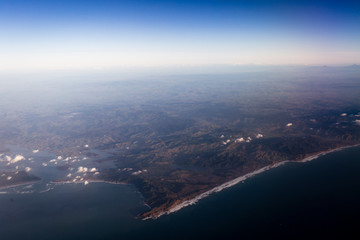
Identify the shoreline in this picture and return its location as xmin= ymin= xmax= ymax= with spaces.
xmin=144 ymin=143 xmax=360 ymax=220
xmin=51 ymin=179 xmax=128 ymax=186
xmin=0 ymin=179 xmax=41 ymax=191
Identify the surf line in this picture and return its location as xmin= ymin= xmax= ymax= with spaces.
xmin=146 ymin=143 xmax=360 ymax=220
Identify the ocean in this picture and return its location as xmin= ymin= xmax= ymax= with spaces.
xmin=1 ymin=146 xmax=360 ymax=239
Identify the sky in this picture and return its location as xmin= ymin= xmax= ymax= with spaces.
xmin=0 ymin=0 xmax=359 ymax=71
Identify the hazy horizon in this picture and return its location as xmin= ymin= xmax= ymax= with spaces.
xmin=1 ymin=0 xmax=359 ymax=71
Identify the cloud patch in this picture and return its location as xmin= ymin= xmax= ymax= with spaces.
xmin=77 ymin=167 xmax=88 ymax=173
xmin=256 ymin=133 xmax=263 ymax=138
xmin=2 ymin=155 xmax=26 ymax=165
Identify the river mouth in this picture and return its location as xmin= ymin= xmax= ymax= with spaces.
xmin=0 ymin=145 xmax=118 ymax=194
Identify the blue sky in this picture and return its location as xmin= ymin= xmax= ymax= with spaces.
xmin=0 ymin=0 xmax=359 ymax=71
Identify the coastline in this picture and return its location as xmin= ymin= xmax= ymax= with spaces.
xmin=51 ymin=179 xmax=127 ymax=186
xmin=144 ymin=143 xmax=360 ymax=220
xmin=0 ymin=179 xmax=41 ymax=191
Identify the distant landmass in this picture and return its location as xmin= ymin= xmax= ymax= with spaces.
xmin=0 ymin=66 xmax=359 ymax=218
xmin=0 ymin=171 xmax=41 ymax=189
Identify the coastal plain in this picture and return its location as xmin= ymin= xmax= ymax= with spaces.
xmin=1 ymin=66 xmax=360 ymax=218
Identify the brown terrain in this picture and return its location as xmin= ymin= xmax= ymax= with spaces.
xmin=0 ymin=67 xmax=359 ymax=218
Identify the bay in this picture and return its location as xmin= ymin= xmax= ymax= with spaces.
xmin=1 ymin=146 xmax=360 ymax=239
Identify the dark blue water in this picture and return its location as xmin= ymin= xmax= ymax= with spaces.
xmin=1 ymin=146 xmax=360 ymax=240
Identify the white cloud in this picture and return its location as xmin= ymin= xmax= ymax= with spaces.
xmin=235 ymin=137 xmax=245 ymax=143
xmin=84 ymin=145 xmax=89 ymax=148
xmin=6 ymin=155 xmax=25 ymax=165
xmin=25 ymin=167 xmax=31 ymax=172
xmin=32 ymin=149 xmax=39 ymax=153
xmin=42 ymin=163 xmax=48 ymax=167
xmin=77 ymin=166 xmax=88 ymax=173
xmin=340 ymin=113 xmax=347 ymax=116
xmin=256 ymin=133 xmax=263 ymax=138
xmin=286 ymin=123 xmax=293 ymax=127
xmin=89 ymin=168 xmax=97 ymax=173
xmin=67 ymin=173 xmax=72 ymax=178
xmin=132 ymin=170 xmax=143 ymax=175
xmin=355 ymin=119 xmax=360 ymax=126
xmin=84 ymin=181 xmax=89 ymax=185
xmin=132 ymin=169 xmax=148 ymax=175
xmin=7 ymin=176 xmax=12 ymax=181
xmin=57 ymin=156 xmax=63 ymax=160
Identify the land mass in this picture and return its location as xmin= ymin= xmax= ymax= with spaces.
xmin=1 ymin=66 xmax=360 ymax=219
xmin=0 ymin=171 xmax=41 ymax=189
